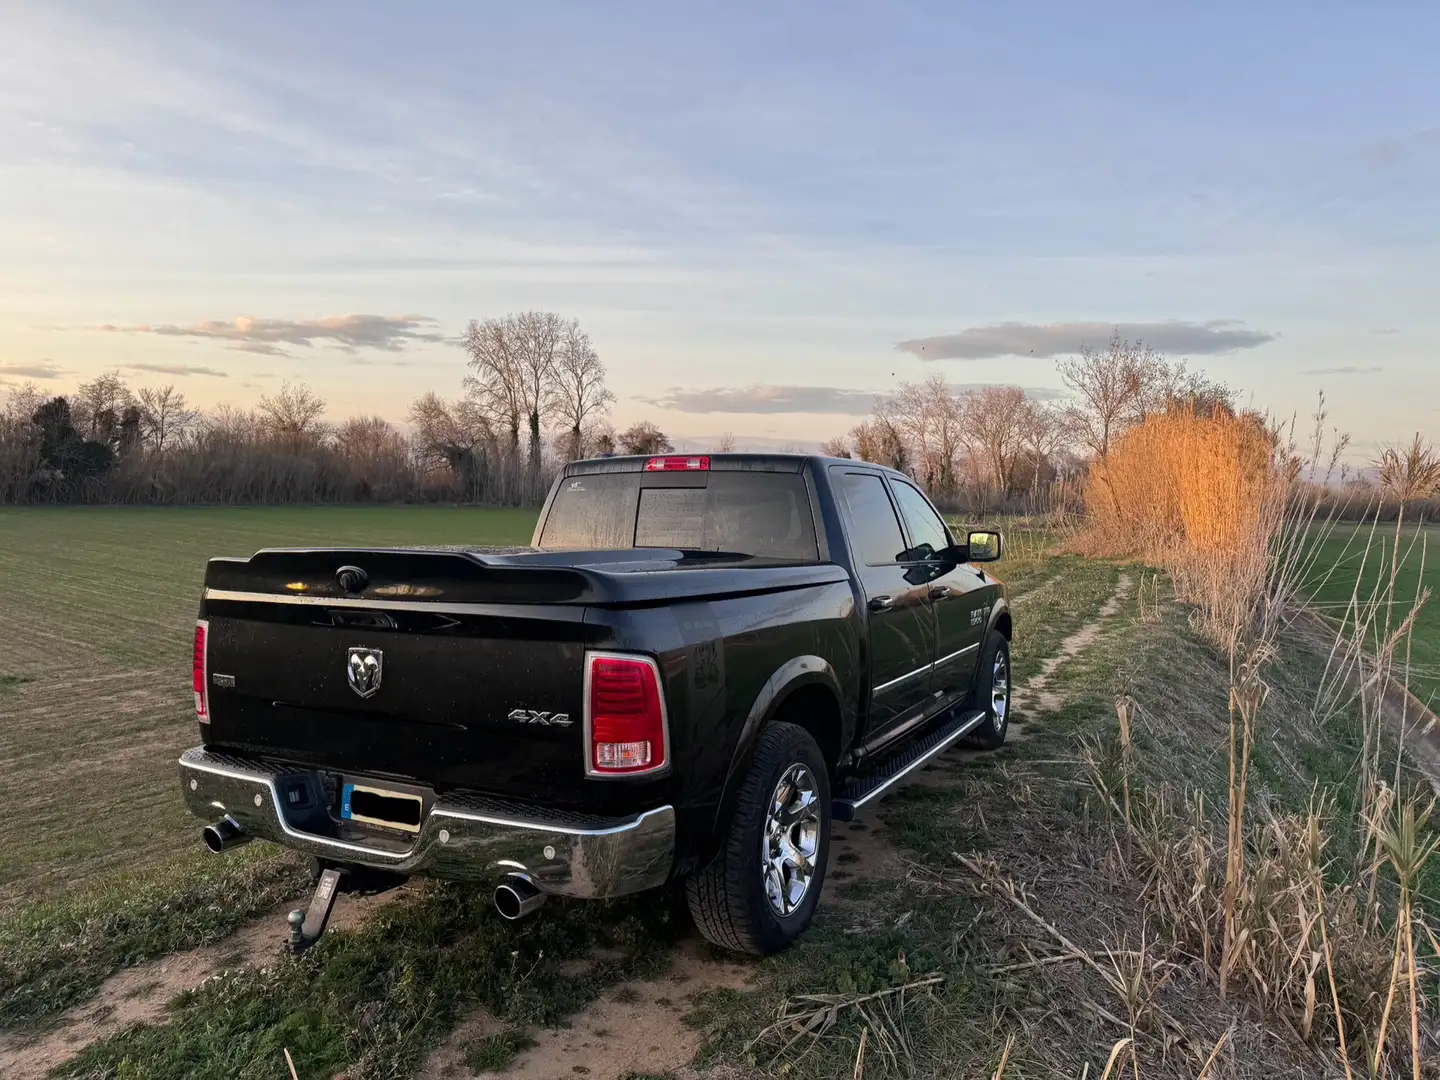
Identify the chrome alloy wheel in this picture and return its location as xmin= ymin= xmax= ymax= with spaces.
xmin=762 ymin=763 xmax=822 ymax=917
xmin=991 ymin=650 xmax=1010 ymax=727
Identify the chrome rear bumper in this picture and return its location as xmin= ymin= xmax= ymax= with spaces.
xmin=177 ymin=746 xmax=675 ymax=899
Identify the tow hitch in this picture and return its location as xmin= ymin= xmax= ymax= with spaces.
xmin=283 ymin=862 xmax=410 ymax=954
xmin=286 ymin=866 xmax=347 ymax=954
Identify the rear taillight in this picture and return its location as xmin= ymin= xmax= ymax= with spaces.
xmin=193 ymin=620 xmax=209 ymax=723
xmin=585 ymin=652 xmax=668 ymax=776
xmin=645 ymin=455 xmax=709 ymax=471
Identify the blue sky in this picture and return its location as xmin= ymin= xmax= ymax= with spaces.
xmin=2 ymin=1 xmax=1437 ymax=455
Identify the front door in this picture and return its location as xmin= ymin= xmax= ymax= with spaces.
xmin=887 ymin=478 xmax=987 ymax=712
xmin=831 ymin=469 xmax=937 ymax=740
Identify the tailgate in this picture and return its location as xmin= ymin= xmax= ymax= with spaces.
xmin=199 ymin=549 xmax=601 ymax=806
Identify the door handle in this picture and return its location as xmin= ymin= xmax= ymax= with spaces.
xmin=928 ymin=585 xmax=952 ymax=599
xmin=867 ymin=595 xmax=894 ymax=612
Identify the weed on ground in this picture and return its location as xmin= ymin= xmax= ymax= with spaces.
xmin=0 ymin=845 xmax=308 ymax=1029
xmin=55 ymin=884 xmax=682 ymax=1080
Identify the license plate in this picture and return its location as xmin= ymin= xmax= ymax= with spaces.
xmin=341 ymin=782 xmax=424 ymax=833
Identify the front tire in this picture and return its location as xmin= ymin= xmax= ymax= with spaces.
xmin=685 ymin=722 xmax=831 ymax=956
xmin=964 ymin=631 xmax=1012 ymax=750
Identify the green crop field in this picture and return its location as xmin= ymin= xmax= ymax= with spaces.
xmin=0 ymin=506 xmax=539 ymax=904
xmin=0 ymin=504 xmax=1022 ymax=906
xmin=1301 ymin=521 xmax=1440 ymax=709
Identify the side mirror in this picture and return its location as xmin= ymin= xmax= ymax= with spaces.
xmin=966 ymin=529 xmax=1002 ymax=562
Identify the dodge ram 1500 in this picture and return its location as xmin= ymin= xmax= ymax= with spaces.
xmin=180 ymin=453 xmax=1010 ymax=954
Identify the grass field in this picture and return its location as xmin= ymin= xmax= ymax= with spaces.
xmin=0 ymin=507 xmax=538 ymax=903
xmin=1301 ymin=521 xmax=1440 ymax=708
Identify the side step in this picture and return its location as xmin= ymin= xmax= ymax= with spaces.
xmin=832 ymin=709 xmax=987 ymax=822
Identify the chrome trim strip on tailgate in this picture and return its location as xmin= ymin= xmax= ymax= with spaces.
xmin=178 ymin=747 xmax=675 ymax=899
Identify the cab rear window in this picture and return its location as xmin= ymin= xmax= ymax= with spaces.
xmin=539 ymin=472 xmax=818 ymax=561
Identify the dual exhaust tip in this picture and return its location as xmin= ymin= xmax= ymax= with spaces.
xmin=494 ymin=875 xmax=546 ymax=920
xmin=202 ymin=818 xmax=547 ymax=921
xmin=203 ymin=816 xmax=251 ymax=854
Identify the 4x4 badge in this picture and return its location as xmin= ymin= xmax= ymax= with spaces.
xmin=508 ymin=709 xmax=572 ymax=727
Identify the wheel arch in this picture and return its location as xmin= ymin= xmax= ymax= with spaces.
xmin=988 ymin=596 xmax=1012 ymax=642
xmin=709 ymin=655 xmax=850 ymax=843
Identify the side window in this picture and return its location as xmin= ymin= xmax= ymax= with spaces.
xmin=834 ymin=471 xmax=907 ymax=565
xmin=890 ymin=481 xmax=951 ymax=561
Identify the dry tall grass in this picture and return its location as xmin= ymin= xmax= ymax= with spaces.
xmin=1079 ymin=408 xmax=1287 ymax=644
xmin=1075 ymin=405 xmax=1440 ymax=1076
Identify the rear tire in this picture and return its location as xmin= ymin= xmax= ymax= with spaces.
xmin=685 ymin=722 xmax=831 ymax=956
xmin=963 ymin=631 xmax=1011 ymax=750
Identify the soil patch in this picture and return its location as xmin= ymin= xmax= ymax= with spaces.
xmin=417 ymin=939 xmax=754 ymax=1080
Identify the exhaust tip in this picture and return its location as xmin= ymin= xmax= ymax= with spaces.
xmin=203 ymin=816 xmax=248 ymax=854
xmin=494 ymin=876 xmax=546 ymax=921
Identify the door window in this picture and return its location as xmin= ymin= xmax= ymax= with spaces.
xmin=890 ymin=481 xmax=951 ymax=561
xmin=834 ymin=471 xmax=907 ymax=565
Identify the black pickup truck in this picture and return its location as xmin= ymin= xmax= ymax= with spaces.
xmin=180 ymin=453 xmax=1011 ymax=955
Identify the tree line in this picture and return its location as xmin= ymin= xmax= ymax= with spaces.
xmin=9 ymin=319 xmax=1389 ymax=517
xmin=0 ymin=311 xmax=678 ymax=505
xmin=818 ymin=333 xmax=1236 ymax=513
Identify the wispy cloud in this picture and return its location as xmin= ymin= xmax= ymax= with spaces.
xmin=644 ymin=381 xmax=1068 ymax=415
xmin=896 ymin=320 xmax=1277 ymax=360
xmin=0 ymin=362 xmax=66 ymax=379
xmin=643 ymin=384 xmax=881 ymax=414
xmin=1370 ymin=328 xmax=1401 ymax=336
xmin=91 ymin=314 xmax=445 ymax=357
xmin=124 ymin=362 xmax=230 ymax=377
xmin=1301 ymin=365 xmax=1384 ymax=376
xmin=1360 ymin=128 xmax=1440 ymax=167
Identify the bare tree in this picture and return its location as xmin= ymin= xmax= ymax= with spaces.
xmin=1156 ymin=361 xmax=1235 ymax=419
xmin=513 ymin=311 xmax=565 ymax=469
xmin=2 ymin=381 xmax=46 ymax=427
xmin=892 ymin=374 xmax=964 ymax=493
xmin=137 ymin=385 xmax=197 ymax=452
xmin=73 ymin=371 xmax=133 ymax=440
xmin=1057 ymin=332 xmax=1167 ymax=462
xmin=959 ymin=386 xmax=1030 ymax=495
xmin=463 ymin=311 xmax=576 ymax=469
xmin=335 ymin=416 xmax=404 ymax=460
xmin=862 ymin=399 xmax=909 ymax=472
xmin=409 ymin=392 xmax=493 ymax=474
xmin=462 ymin=317 xmax=524 ymax=453
xmin=202 ymin=404 xmax=263 ymax=446
xmin=849 ymin=418 xmax=903 ymax=467
xmin=547 ymin=321 xmax=613 ymax=461
xmin=1018 ymin=398 xmax=1067 ymax=494
xmin=617 ymin=421 xmax=672 ymax=456
xmin=257 ymin=380 xmax=327 ymax=445
xmin=715 ymin=432 xmax=738 ymax=453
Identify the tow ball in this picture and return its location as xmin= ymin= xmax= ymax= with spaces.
xmin=286 ymin=866 xmax=348 ymax=955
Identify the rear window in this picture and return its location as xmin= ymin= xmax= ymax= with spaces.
xmin=538 ymin=471 xmax=819 ymax=561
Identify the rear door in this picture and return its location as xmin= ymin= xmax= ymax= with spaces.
xmin=887 ymin=478 xmax=985 ymax=709
xmin=831 ymin=468 xmax=937 ymax=739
